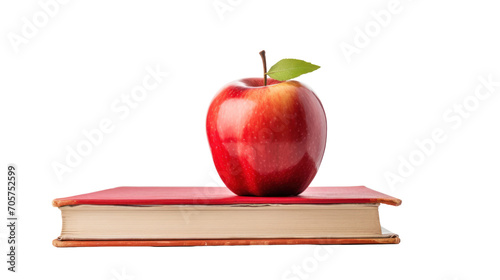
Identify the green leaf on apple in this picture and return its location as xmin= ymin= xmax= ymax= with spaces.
xmin=266 ymin=59 xmax=320 ymax=81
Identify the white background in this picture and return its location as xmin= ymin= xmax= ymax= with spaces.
xmin=1 ymin=0 xmax=499 ymax=279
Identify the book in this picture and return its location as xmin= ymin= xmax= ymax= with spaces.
xmin=52 ymin=186 xmax=402 ymax=247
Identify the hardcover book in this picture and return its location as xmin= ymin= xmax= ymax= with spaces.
xmin=52 ymin=186 xmax=401 ymax=247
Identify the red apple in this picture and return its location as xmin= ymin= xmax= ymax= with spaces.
xmin=206 ymin=77 xmax=327 ymax=196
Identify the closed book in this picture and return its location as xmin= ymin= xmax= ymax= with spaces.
xmin=52 ymin=186 xmax=401 ymax=247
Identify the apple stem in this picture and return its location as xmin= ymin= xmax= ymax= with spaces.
xmin=259 ymin=50 xmax=267 ymax=86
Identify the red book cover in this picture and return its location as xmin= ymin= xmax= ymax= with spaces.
xmin=52 ymin=186 xmax=402 ymax=207
xmin=52 ymin=236 xmax=400 ymax=247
